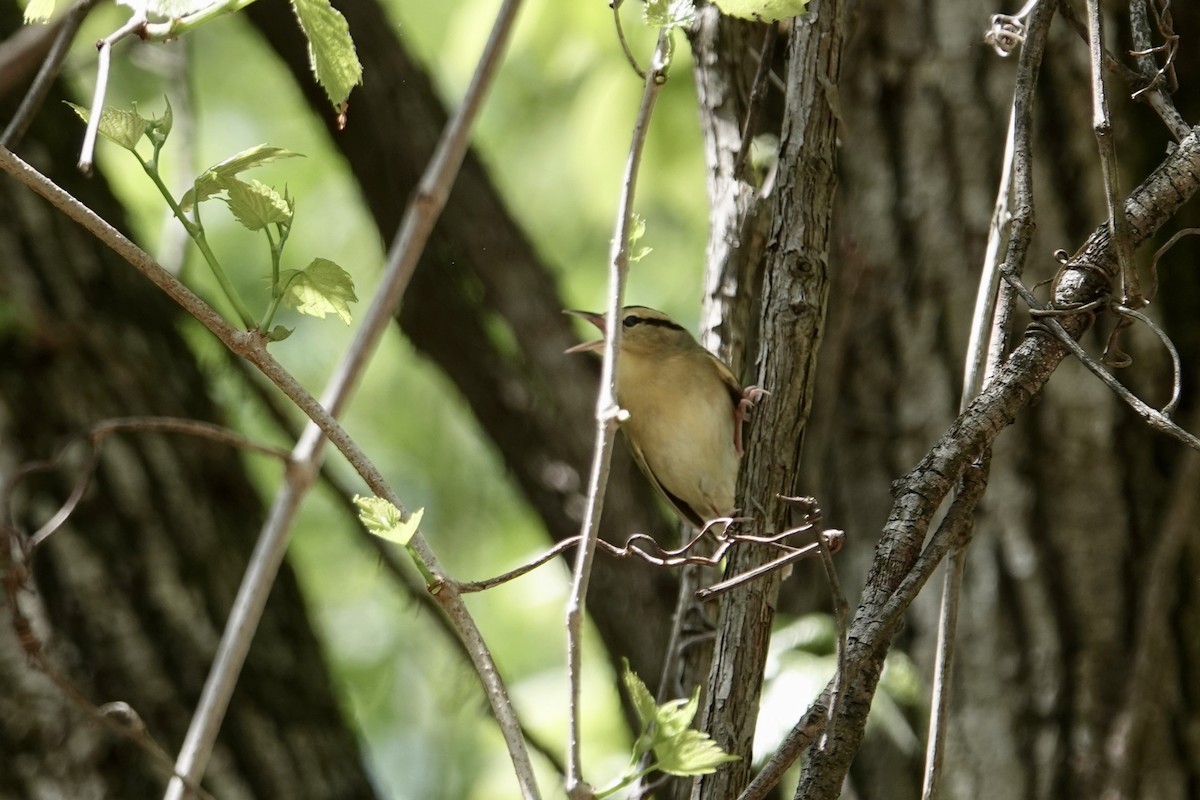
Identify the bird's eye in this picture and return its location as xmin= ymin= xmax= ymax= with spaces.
xmin=623 ymin=315 xmax=641 ymax=328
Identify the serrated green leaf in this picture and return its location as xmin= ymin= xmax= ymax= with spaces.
xmin=181 ymin=145 xmax=303 ymax=210
xmin=65 ymin=102 xmax=147 ymax=151
xmin=621 ymin=659 xmax=659 ymax=729
xmin=618 ymin=669 xmax=739 ymax=780
xmin=291 ymin=0 xmax=362 ymax=112
xmin=23 ymin=0 xmax=55 ymax=23
xmin=654 ymin=727 xmax=740 ymax=776
xmin=629 ymin=213 xmax=647 ymax=244
xmin=354 ymin=496 xmax=422 ymax=544
xmin=645 ymin=0 xmax=695 ymax=28
xmin=281 ymin=258 xmax=357 ymax=324
xmin=146 ymin=97 xmax=173 ymax=146
xmin=711 ymin=0 xmax=808 ymax=22
xmin=224 ymin=178 xmax=293 ymax=231
xmin=662 ymin=691 xmax=699 ymax=734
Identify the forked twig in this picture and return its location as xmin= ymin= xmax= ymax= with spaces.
xmin=1087 ymin=0 xmax=1142 ymax=311
xmin=78 ymin=13 xmax=146 ymax=173
xmin=1008 ymin=272 xmax=1200 ymax=452
xmin=922 ymin=4 xmax=1051 ymax=795
xmin=1 ymin=0 xmax=102 ymax=149
xmin=0 ymin=416 xmax=289 ymax=549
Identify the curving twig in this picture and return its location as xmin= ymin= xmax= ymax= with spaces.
xmin=1087 ymin=0 xmax=1141 ymax=312
xmin=610 ymin=0 xmax=646 ymax=79
xmin=921 ymin=4 xmax=1052 ymax=794
xmin=0 ymin=416 xmax=289 ymax=549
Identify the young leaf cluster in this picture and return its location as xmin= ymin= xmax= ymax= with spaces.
xmin=627 ymin=213 xmax=653 ymax=264
xmin=353 ymin=496 xmax=423 ymax=545
xmin=69 ymin=102 xmax=357 ymax=339
xmin=596 ymin=661 xmax=739 ymax=797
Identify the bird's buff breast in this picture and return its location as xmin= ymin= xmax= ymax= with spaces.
xmin=616 ymin=355 xmax=738 ymax=516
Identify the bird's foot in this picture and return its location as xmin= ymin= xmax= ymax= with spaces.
xmin=734 ymin=386 xmax=770 ymax=456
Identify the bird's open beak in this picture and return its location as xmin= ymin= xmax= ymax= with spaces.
xmin=564 ymin=309 xmax=606 ymax=353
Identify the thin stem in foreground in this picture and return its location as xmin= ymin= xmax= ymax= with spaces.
xmin=564 ymin=29 xmax=672 ymax=800
xmin=923 ymin=4 xmax=1048 ymax=788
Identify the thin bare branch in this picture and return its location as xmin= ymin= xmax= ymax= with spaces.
xmin=79 ymin=13 xmax=146 ymax=173
xmin=816 ymin=528 xmax=849 ymax=750
xmin=564 ymin=27 xmax=672 ymax=800
xmin=1087 ymin=0 xmax=1141 ymax=310
xmin=457 ymin=538 xmax=582 ymax=593
xmin=1 ymin=0 xmax=101 ymax=149
xmin=610 ymin=0 xmax=646 ymax=79
xmin=10 ymin=416 xmax=289 ymax=548
xmin=1145 ymin=225 xmax=1200 ymax=301
xmin=1008 ymin=275 xmax=1200 ymax=451
xmin=924 ymin=2 xmax=1050 ymax=787
xmin=1058 ymin=0 xmax=1188 ymax=141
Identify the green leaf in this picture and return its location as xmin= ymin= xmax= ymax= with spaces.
xmin=23 ymin=0 xmax=55 ymax=23
xmin=654 ymin=726 xmax=740 ymax=776
xmin=280 ymin=258 xmax=357 ymax=324
xmin=181 ymin=145 xmax=303 ymax=210
xmin=266 ymin=325 xmax=294 ymax=342
xmin=711 ymin=0 xmax=809 ymax=22
xmin=290 ymin=0 xmax=363 ymax=112
xmin=224 ymin=178 xmax=294 ymax=231
xmin=619 ymin=664 xmax=739 ymax=779
xmin=645 ymin=0 xmax=695 ymax=28
xmin=621 ymin=659 xmax=659 ymax=729
xmin=354 ymin=496 xmax=422 ymax=545
xmin=655 ymin=689 xmax=700 ymax=739
xmin=146 ymin=97 xmax=174 ymax=146
xmin=65 ymin=102 xmax=148 ymax=151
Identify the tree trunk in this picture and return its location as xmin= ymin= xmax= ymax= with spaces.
xmin=0 ymin=8 xmax=377 ymax=796
xmin=796 ymin=1 xmax=1200 ymax=797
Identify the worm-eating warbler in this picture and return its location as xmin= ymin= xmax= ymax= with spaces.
xmin=566 ymin=306 xmax=764 ymax=528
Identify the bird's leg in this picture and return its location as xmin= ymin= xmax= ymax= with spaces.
xmin=733 ymin=386 xmax=770 ymax=457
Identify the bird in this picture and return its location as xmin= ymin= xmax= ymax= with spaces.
xmin=565 ymin=306 xmax=766 ymax=529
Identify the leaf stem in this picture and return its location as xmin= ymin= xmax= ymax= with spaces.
xmin=138 ymin=156 xmax=257 ymax=329
xmin=260 ymin=225 xmax=284 ymax=329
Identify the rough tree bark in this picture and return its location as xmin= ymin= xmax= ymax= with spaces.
xmin=800 ymin=1 xmax=1200 ymax=798
xmin=0 ymin=4 xmax=378 ymax=797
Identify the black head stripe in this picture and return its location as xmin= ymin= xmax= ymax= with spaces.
xmin=623 ymin=312 xmax=685 ymax=332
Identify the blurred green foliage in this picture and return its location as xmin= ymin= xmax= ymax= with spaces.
xmin=62 ymin=0 xmax=710 ymax=796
